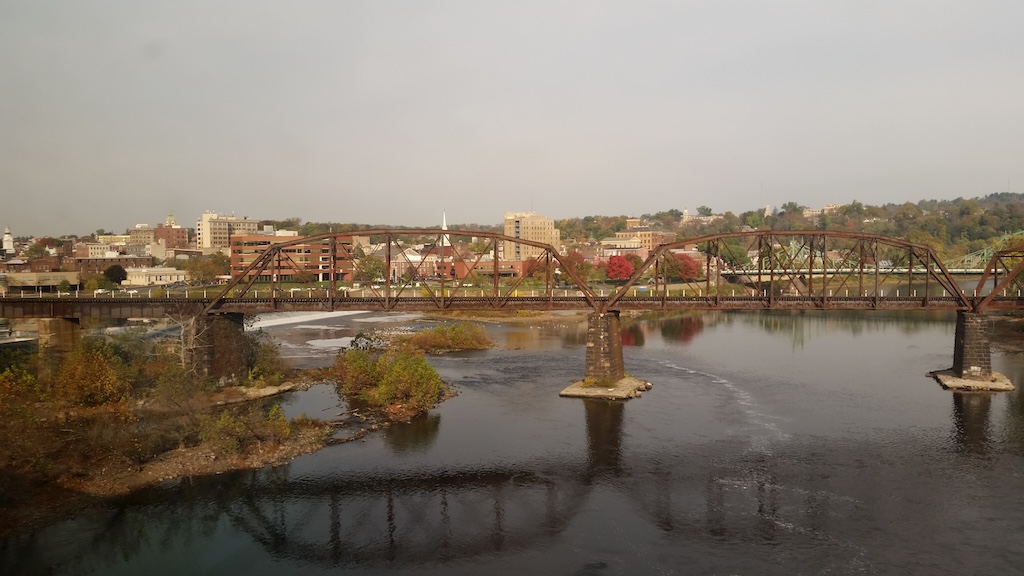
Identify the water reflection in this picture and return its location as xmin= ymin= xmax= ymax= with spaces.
xmin=7 ymin=311 xmax=1024 ymax=575
xmin=383 ymin=413 xmax=442 ymax=454
xmin=659 ymin=315 xmax=704 ymax=344
xmin=613 ymin=310 xmax=952 ymax=352
xmin=951 ymin=393 xmax=993 ymax=454
xmin=619 ymin=323 xmax=645 ymax=347
xmin=583 ymin=400 xmax=623 ymax=475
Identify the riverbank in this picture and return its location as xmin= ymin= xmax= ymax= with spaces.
xmin=0 ymin=379 xmax=445 ymax=538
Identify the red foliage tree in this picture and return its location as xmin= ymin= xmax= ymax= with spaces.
xmin=666 ymin=253 xmax=700 ymax=281
xmin=559 ymin=250 xmax=591 ymax=282
xmin=606 ymin=255 xmax=634 ymax=281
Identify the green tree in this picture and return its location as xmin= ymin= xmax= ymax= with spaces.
xmin=103 ymin=264 xmax=128 ymax=285
xmin=354 ymin=256 xmax=386 ymax=281
xmin=24 ymin=242 xmax=49 ymax=259
xmin=697 ymin=205 xmax=713 ymax=217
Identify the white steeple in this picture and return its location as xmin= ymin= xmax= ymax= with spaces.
xmin=2 ymin=226 xmax=13 ymax=256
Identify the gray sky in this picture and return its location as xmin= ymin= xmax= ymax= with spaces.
xmin=2 ymin=1 xmax=1023 ymax=237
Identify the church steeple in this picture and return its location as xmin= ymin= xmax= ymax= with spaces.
xmin=2 ymin=226 xmax=14 ymax=256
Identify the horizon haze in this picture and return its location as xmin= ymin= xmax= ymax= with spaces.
xmin=3 ymin=1 xmax=1023 ymax=237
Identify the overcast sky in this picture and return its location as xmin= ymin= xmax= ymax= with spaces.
xmin=2 ymin=1 xmax=1023 ymax=237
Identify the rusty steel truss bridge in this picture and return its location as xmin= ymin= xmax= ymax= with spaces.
xmin=2 ymin=229 xmax=1023 ymax=320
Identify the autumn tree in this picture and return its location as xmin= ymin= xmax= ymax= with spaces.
xmin=523 ymin=258 xmax=554 ymax=280
xmin=55 ymin=338 xmax=131 ymax=407
xmin=558 ymin=250 xmax=591 ymax=283
xmin=664 ymin=253 xmax=700 ymax=281
xmin=625 ymin=253 xmax=644 ymax=273
xmin=184 ymin=253 xmax=230 ymax=284
xmin=606 ymin=255 xmax=634 ymax=281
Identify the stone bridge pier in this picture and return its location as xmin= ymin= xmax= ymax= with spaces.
xmin=585 ymin=311 xmax=624 ymax=381
xmin=953 ymin=311 xmax=992 ymax=380
xmin=37 ymin=317 xmax=82 ymax=355
xmin=189 ymin=313 xmax=248 ymax=383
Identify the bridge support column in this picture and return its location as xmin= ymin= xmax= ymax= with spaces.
xmin=191 ymin=313 xmax=247 ymax=383
xmin=585 ymin=311 xmax=624 ymax=381
xmin=37 ymin=317 xmax=82 ymax=354
xmin=36 ymin=318 xmax=82 ymax=383
xmin=953 ymin=311 xmax=991 ymax=380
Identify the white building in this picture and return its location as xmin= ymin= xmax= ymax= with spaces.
xmin=124 ymin=267 xmax=189 ymax=286
xmin=196 ymin=212 xmax=260 ymax=250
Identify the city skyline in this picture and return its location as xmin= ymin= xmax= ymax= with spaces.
xmin=3 ymin=1 xmax=1023 ymax=237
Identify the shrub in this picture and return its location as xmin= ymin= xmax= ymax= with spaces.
xmin=333 ymin=347 xmax=448 ymax=412
xmin=54 ymin=338 xmax=131 ymax=407
xmin=334 ymin=349 xmax=379 ymax=394
xmin=399 ymin=322 xmax=493 ymax=353
xmin=0 ymin=367 xmax=38 ymax=416
xmin=244 ymin=330 xmax=287 ymax=387
xmin=199 ymin=403 xmax=291 ymax=455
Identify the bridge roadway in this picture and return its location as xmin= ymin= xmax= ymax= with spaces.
xmin=3 ymin=294 xmax=1021 ymax=319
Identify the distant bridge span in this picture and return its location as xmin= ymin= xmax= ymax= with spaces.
xmin=2 ymin=230 xmax=1021 ymax=385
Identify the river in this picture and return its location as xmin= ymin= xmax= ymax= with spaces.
xmin=3 ymin=310 xmax=1024 ymax=575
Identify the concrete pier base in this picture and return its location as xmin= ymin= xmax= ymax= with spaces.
xmin=930 ymin=369 xmax=1014 ymax=392
xmin=561 ymin=376 xmax=652 ymax=400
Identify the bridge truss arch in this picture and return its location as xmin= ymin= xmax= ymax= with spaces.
xmin=205 ymin=228 xmax=595 ymax=314
xmin=604 ymin=230 xmax=974 ymax=312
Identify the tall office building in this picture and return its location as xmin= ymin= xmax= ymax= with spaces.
xmin=196 ymin=212 xmax=260 ymax=249
xmin=503 ymin=212 xmax=560 ymax=261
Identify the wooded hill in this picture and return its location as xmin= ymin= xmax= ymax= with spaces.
xmin=266 ymin=193 xmax=1024 ymax=260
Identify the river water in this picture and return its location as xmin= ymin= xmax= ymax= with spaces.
xmin=4 ymin=310 xmax=1024 ymax=575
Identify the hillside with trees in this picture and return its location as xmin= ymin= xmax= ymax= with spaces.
xmin=257 ymin=193 xmax=1023 ymax=262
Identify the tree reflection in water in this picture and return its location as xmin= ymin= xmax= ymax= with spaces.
xmin=384 ymin=412 xmax=441 ymax=454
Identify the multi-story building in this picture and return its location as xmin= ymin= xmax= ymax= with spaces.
xmin=154 ymin=214 xmax=190 ymax=249
xmin=68 ymin=256 xmax=152 ymax=275
xmin=128 ymin=225 xmax=156 ymax=246
xmin=503 ymin=212 xmax=560 ymax=262
xmin=196 ymin=212 xmax=260 ymax=250
xmin=802 ymin=204 xmax=842 ymax=219
xmin=614 ymin=224 xmax=675 ymax=252
xmin=229 ymin=235 xmax=359 ymax=282
xmin=95 ymin=234 xmax=130 ymax=245
xmin=75 ymin=243 xmax=118 ymax=258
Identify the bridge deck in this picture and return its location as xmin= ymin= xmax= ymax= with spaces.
xmin=3 ymin=295 xmax=1019 ymax=318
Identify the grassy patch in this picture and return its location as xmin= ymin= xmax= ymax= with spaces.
xmin=395 ymin=322 xmax=494 ymax=353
